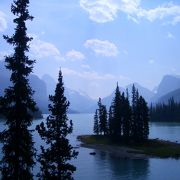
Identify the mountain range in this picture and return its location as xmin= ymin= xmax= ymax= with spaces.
xmin=1 ymin=61 xmax=180 ymax=113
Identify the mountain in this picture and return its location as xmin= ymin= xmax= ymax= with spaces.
xmin=101 ymin=87 xmax=125 ymax=108
xmin=41 ymin=74 xmax=96 ymax=113
xmin=90 ymin=84 xmax=154 ymax=112
xmin=2 ymin=60 xmax=180 ymax=113
xmin=29 ymin=75 xmax=48 ymax=113
xmin=42 ymin=74 xmax=56 ymax=96
xmin=152 ymin=75 xmax=180 ymax=103
xmin=0 ymin=61 xmax=48 ymax=114
xmin=126 ymin=83 xmax=155 ymax=103
xmin=158 ymin=88 xmax=180 ymax=104
xmin=65 ymin=89 xmax=96 ymax=113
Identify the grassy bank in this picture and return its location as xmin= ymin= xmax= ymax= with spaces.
xmin=78 ymin=135 xmax=180 ymax=158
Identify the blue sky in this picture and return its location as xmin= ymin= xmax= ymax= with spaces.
xmin=0 ymin=0 xmax=180 ymax=98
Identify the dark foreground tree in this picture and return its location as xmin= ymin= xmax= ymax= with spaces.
xmin=36 ymin=70 xmax=78 ymax=180
xmin=0 ymin=0 xmax=36 ymax=179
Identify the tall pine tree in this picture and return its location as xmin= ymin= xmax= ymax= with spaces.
xmin=0 ymin=0 xmax=36 ymax=179
xmin=140 ymin=96 xmax=149 ymax=140
xmin=131 ymin=85 xmax=149 ymax=142
xmin=97 ymin=98 xmax=108 ymax=135
xmin=122 ymin=91 xmax=131 ymax=141
xmin=101 ymin=105 xmax=108 ymax=135
xmin=108 ymin=106 xmax=113 ymax=135
xmin=36 ymin=70 xmax=78 ymax=179
xmin=93 ymin=109 xmax=99 ymax=135
xmin=131 ymin=84 xmax=139 ymax=141
xmin=111 ymin=83 xmax=122 ymax=136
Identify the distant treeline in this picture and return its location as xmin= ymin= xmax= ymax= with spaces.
xmin=94 ymin=84 xmax=149 ymax=143
xmin=150 ymin=98 xmax=180 ymax=122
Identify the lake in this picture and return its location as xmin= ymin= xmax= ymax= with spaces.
xmin=1 ymin=114 xmax=180 ymax=180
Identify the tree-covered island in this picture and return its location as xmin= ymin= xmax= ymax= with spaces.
xmin=78 ymin=84 xmax=180 ymax=159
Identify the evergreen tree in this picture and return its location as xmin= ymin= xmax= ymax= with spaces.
xmin=131 ymin=85 xmax=139 ymax=141
xmin=101 ymin=105 xmax=108 ymax=135
xmin=111 ymin=83 xmax=122 ymax=136
xmin=136 ymin=96 xmax=149 ymax=141
xmin=36 ymin=70 xmax=78 ymax=179
xmin=131 ymin=85 xmax=149 ymax=142
xmin=93 ymin=109 xmax=99 ymax=135
xmin=122 ymin=90 xmax=131 ymax=141
xmin=0 ymin=0 xmax=36 ymax=179
xmin=150 ymin=97 xmax=180 ymax=122
xmin=136 ymin=96 xmax=144 ymax=141
xmin=97 ymin=98 xmax=108 ymax=135
xmin=97 ymin=98 xmax=103 ymax=135
xmin=108 ymin=106 xmax=113 ymax=135
xmin=141 ymin=97 xmax=149 ymax=140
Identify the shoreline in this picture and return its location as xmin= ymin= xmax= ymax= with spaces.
xmin=80 ymin=142 xmax=150 ymax=159
xmin=77 ymin=135 xmax=180 ymax=159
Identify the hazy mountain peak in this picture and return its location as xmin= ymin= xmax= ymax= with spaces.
xmin=156 ymin=75 xmax=180 ymax=97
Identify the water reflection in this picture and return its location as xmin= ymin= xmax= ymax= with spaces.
xmin=1 ymin=115 xmax=180 ymax=180
xmin=94 ymin=150 xmax=150 ymax=180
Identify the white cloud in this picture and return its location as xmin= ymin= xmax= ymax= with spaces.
xmin=30 ymin=36 xmax=63 ymax=60
xmin=84 ymin=39 xmax=118 ymax=57
xmin=0 ymin=11 xmax=7 ymax=32
xmin=119 ymin=0 xmax=140 ymax=14
xmin=66 ymin=49 xmax=85 ymax=60
xmin=167 ymin=32 xmax=175 ymax=39
xmin=62 ymin=67 xmax=115 ymax=80
xmin=80 ymin=0 xmax=180 ymax=25
xmin=80 ymin=0 xmax=119 ymax=23
xmin=137 ymin=3 xmax=180 ymax=22
xmin=30 ymin=35 xmax=86 ymax=62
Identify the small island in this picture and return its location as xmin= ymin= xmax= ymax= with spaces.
xmin=78 ymin=135 xmax=180 ymax=159
xmin=78 ymin=84 xmax=180 ymax=159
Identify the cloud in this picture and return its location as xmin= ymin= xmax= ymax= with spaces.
xmin=66 ymin=49 xmax=85 ymax=60
xmin=80 ymin=0 xmax=119 ymax=23
xmin=0 ymin=11 xmax=7 ymax=32
xmin=137 ymin=3 xmax=180 ymax=23
xmin=30 ymin=36 xmax=63 ymax=60
xmin=84 ymin=39 xmax=118 ymax=57
xmin=80 ymin=0 xmax=180 ymax=25
xmin=62 ymin=67 xmax=115 ymax=80
xmin=167 ymin=32 xmax=175 ymax=39
xmin=30 ymin=35 xmax=85 ymax=62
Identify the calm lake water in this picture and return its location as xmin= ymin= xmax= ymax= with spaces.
xmin=1 ymin=114 xmax=180 ymax=180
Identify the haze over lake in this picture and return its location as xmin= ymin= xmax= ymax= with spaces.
xmin=1 ymin=114 xmax=180 ymax=180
